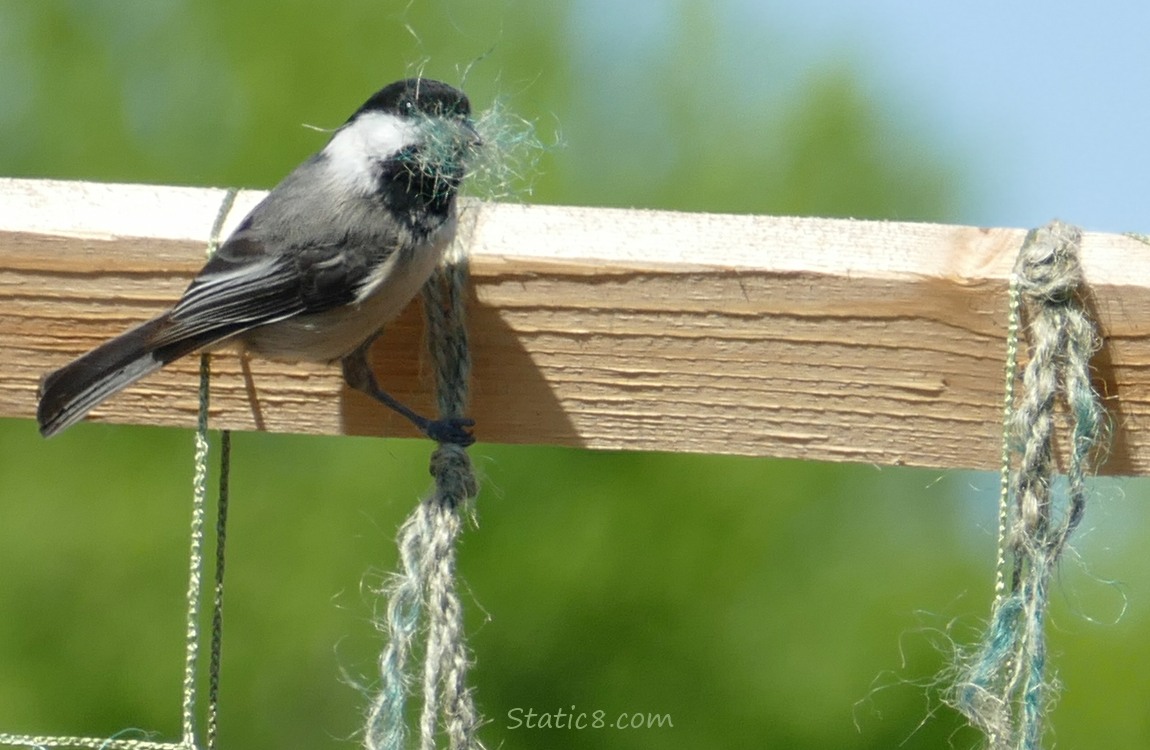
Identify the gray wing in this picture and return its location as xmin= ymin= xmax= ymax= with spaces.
xmin=150 ymin=228 xmax=388 ymax=348
xmin=151 ymin=152 xmax=402 ymax=348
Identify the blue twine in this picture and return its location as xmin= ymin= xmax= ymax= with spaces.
xmin=366 ymin=507 xmax=430 ymax=750
xmin=954 ymin=221 xmax=1104 ymax=750
xmin=1020 ymin=580 xmax=1047 ymax=750
xmin=365 ymin=237 xmax=481 ymax=750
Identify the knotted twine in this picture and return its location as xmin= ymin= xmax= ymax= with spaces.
xmin=365 ymin=234 xmax=483 ymax=750
xmin=954 ymin=220 xmax=1105 ymax=749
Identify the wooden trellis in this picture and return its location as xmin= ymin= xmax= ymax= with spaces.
xmin=2 ymin=177 xmax=1148 ymax=474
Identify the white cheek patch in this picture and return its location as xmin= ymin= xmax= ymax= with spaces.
xmin=322 ymin=111 xmax=418 ymax=193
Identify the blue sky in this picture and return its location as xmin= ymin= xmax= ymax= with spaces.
xmin=5 ymin=2 xmax=1142 ymax=234
xmin=574 ymin=0 xmax=1148 ymax=233
xmin=756 ymin=0 xmax=1150 ymax=233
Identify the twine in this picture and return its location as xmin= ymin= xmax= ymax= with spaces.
xmin=0 ymin=189 xmax=237 ymax=750
xmin=954 ymin=220 xmax=1105 ymax=749
xmin=205 ymin=429 xmax=230 ymax=750
xmin=0 ymin=736 xmax=181 ymax=750
xmin=365 ymin=235 xmax=482 ymax=750
xmin=180 ymin=354 xmax=210 ymax=747
xmin=188 ymin=187 xmax=237 ymax=750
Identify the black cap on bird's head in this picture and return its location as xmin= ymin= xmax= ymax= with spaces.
xmin=350 ymin=78 xmax=472 ymax=124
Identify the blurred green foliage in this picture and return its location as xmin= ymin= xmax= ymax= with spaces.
xmin=2 ymin=2 xmax=1148 ymax=749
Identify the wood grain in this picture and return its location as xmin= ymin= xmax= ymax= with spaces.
xmin=2 ymin=178 xmax=1148 ymax=473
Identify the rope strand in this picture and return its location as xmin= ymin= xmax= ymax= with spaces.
xmin=206 ymin=429 xmax=231 ymax=750
xmin=193 ymin=188 xmax=238 ymax=750
xmin=0 ymin=188 xmax=239 ymax=750
xmin=366 ymin=224 xmax=482 ymax=750
xmin=954 ymin=220 xmax=1105 ymax=750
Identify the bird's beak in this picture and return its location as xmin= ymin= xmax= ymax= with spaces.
xmin=462 ymin=120 xmax=482 ymax=149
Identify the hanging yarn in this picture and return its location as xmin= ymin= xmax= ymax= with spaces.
xmin=0 ymin=189 xmax=238 ymax=750
xmin=365 ymin=237 xmax=482 ymax=750
xmin=193 ymin=188 xmax=238 ymax=750
xmin=0 ymin=361 xmax=222 ymax=750
xmin=954 ymin=220 xmax=1105 ymax=749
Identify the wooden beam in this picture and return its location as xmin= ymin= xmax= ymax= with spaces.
xmin=1 ymin=178 xmax=1147 ymax=473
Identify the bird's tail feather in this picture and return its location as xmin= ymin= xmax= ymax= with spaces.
xmin=37 ymin=316 xmax=213 ymax=437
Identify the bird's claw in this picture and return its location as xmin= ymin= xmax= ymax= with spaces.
xmin=424 ymin=417 xmax=476 ymax=447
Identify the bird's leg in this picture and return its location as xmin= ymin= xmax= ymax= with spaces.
xmin=341 ymin=338 xmax=475 ymax=446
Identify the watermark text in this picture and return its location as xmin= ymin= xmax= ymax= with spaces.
xmin=507 ymin=706 xmax=672 ymax=730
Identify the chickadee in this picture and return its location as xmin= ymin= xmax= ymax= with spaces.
xmin=37 ymin=78 xmax=479 ymax=445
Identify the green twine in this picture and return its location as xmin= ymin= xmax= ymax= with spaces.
xmin=181 ymin=353 xmax=210 ymax=747
xmin=180 ymin=187 xmax=240 ymax=750
xmin=993 ymin=270 xmax=1023 ymax=609
xmin=954 ymin=220 xmax=1105 ymax=749
xmin=0 ymin=189 xmax=238 ymax=750
xmin=199 ymin=188 xmax=237 ymax=750
xmin=206 ymin=429 xmax=230 ymax=750
xmin=0 ymin=735 xmax=184 ymax=750
xmin=365 ymin=235 xmax=482 ymax=750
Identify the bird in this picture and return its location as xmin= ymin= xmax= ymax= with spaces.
xmin=37 ymin=78 xmax=479 ymax=445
